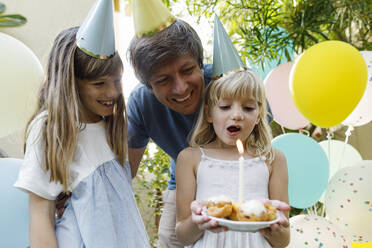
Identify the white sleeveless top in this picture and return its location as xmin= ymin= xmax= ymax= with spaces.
xmin=189 ymin=147 xmax=272 ymax=248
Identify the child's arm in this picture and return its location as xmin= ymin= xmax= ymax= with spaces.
xmin=262 ymin=149 xmax=290 ymax=248
xmin=29 ymin=192 xmax=58 ymax=248
xmin=175 ymin=148 xmax=224 ymax=246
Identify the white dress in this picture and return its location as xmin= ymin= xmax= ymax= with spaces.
xmin=189 ymin=147 xmax=272 ymax=248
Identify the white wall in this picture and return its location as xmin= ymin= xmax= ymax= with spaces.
xmin=0 ymin=0 xmax=96 ymax=64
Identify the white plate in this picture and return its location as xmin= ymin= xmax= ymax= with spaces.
xmin=202 ymin=207 xmax=280 ymax=232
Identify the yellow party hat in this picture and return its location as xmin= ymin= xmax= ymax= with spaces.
xmin=132 ymin=0 xmax=176 ymax=37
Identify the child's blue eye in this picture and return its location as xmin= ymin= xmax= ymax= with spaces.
xmin=244 ymin=106 xmax=255 ymax=111
xmin=219 ymin=105 xmax=230 ymax=110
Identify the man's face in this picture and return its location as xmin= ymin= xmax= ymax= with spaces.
xmin=148 ymin=54 xmax=204 ymax=115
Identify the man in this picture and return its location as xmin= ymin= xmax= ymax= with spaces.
xmin=127 ymin=19 xmax=211 ymax=248
xmin=127 ymin=2 xmax=285 ymax=247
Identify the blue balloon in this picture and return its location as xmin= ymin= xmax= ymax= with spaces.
xmin=0 ymin=158 xmax=29 ymax=247
xmin=248 ymin=27 xmax=294 ymax=81
xmin=272 ymin=133 xmax=329 ymax=209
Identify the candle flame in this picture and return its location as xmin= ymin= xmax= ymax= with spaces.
xmin=236 ymin=139 xmax=244 ymax=154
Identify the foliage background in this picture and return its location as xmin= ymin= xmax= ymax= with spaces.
xmin=185 ymin=0 xmax=371 ymax=71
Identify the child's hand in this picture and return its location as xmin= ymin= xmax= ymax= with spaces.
xmin=258 ymin=199 xmax=290 ymax=230
xmin=190 ymin=200 xmax=228 ymax=233
xmin=258 ymin=199 xmax=290 ymax=247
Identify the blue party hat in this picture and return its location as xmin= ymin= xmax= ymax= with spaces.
xmin=77 ymin=0 xmax=115 ymax=59
xmin=212 ymin=15 xmax=247 ymax=79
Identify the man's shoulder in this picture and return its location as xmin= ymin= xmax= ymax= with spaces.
xmin=128 ymin=83 xmax=151 ymax=100
xmin=127 ymin=83 xmax=158 ymax=108
xmin=126 ymin=83 xmax=170 ymax=122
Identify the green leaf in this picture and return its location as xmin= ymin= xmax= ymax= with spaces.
xmin=0 ymin=3 xmax=5 ymax=14
xmin=0 ymin=14 xmax=27 ymax=27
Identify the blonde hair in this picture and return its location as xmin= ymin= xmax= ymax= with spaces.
xmin=24 ymin=27 xmax=127 ymax=191
xmin=190 ymin=70 xmax=274 ymax=162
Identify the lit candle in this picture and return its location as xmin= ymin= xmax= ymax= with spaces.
xmin=236 ymin=139 xmax=244 ymax=203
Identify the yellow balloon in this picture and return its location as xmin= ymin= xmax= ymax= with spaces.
xmin=290 ymin=41 xmax=367 ymax=128
xmin=352 ymin=243 xmax=372 ymax=248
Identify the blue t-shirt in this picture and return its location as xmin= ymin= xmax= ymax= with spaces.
xmin=127 ymin=64 xmax=213 ymax=189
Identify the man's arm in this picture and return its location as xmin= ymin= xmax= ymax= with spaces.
xmin=128 ymin=147 xmax=146 ymax=178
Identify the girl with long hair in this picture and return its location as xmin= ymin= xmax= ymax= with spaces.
xmin=14 ymin=27 xmax=149 ymax=248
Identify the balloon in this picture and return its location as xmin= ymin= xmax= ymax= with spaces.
xmin=343 ymin=51 xmax=372 ymax=126
xmin=342 ymin=84 xmax=372 ymax=127
xmin=0 ymin=158 xmax=29 ymax=247
xmin=272 ymin=133 xmax=329 ymax=208
xmin=290 ymin=41 xmax=367 ymax=128
xmin=248 ymin=27 xmax=294 ymax=81
xmin=288 ymin=214 xmax=352 ymax=248
xmin=360 ymin=51 xmax=372 ymax=85
xmin=0 ymin=33 xmax=44 ymax=138
xmin=319 ymin=140 xmax=362 ymax=183
xmin=324 ymin=161 xmax=372 ymax=243
xmin=264 ymin=62 xmax=309 ymax=130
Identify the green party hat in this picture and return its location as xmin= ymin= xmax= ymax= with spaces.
xmin=212 ymin=14 xmax=247 ymax=79
xmin=76 ymin=0 xmax=115 ymax=59
xmin=132 ymin=0 xmax=176 ymax=37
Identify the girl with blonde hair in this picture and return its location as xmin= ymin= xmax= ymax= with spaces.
xmin=176 ymin=70 xmax=290 ymax=247
xmin=14 ymin=26 xmax=149 ymax=248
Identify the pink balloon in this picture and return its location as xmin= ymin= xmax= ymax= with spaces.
xmin=264 ymin=62 xmax=309 ymax=129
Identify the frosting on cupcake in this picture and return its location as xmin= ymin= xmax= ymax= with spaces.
xmin=207 ymin=195 xmax=232 ymax=203
xmin=240 ymin=200 xmax=267 ymax=216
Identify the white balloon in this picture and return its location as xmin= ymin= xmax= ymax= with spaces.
xmin=324 ymin=161 xmax=372 ymax=243
xmin=342 ymin=84 xmax=372 ymax=126
xmin=343 ymin=51 xmax=372 ymax=126
xmin=319 ymin=140 xmax=363 ymax=181
xmin=0 ymin=33 xmax=43 ymax=138
xmin=360 ymin=51 xmax=372 ymax=84
xmin=287 ymin=214 xmax=351 ymax=248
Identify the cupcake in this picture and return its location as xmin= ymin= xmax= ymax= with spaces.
xmin=206 ymin=195 xmax=233 ymax=218
xmin=236 ymin=200 xmax=276 ymax=221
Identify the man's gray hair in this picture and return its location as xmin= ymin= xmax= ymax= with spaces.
xmin=128 ymin=19 xmax=204 ymax=88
